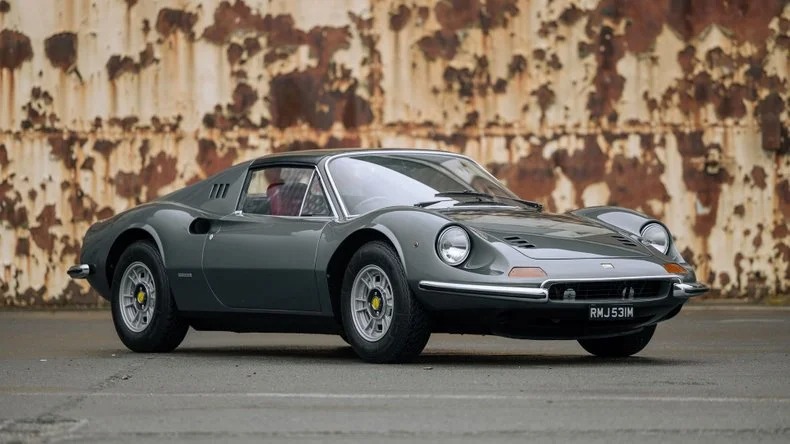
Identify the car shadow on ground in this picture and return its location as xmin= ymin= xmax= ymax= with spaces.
xmin=168 ymin=345 xmax=693 ymax=367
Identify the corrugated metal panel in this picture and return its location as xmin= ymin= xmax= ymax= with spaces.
xmin=0 ymin=0 xmax=787 ymax=306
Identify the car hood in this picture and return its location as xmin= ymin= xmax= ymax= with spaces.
xmin=439 ymin=208 xmax=653 ymax=259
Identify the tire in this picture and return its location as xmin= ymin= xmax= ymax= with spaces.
xmin=578 ymin=325 xmax=656 ymax=358
xmin=110 ymin=241 xmax=188 ymax=352
xmin=340 ymin=241 xmax=430 ymax=363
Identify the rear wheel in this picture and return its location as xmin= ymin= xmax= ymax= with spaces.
xmin=340 ymin=241 xmax=430 ymax=363
xmin=578 ymin=325 xmax=656 ymax=357
xmin=111 ymin=241 xmax=188 ymax=352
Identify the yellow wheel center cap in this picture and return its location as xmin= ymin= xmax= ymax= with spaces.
xmin=136 ymin=290 xmax=146 ymax=304
xmin=371 ymin=296 xmax=381 ymax=311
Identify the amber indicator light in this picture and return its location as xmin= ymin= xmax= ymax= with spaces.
xmin=508 ymin=267 xmax=547 ymax=278
xmin=663 ymin=263 xmax=686 ymax=274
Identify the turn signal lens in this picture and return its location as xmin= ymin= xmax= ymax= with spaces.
xmin=664 ymin=263 xmax=686 ymax=274
xmin=509 ymin=267 xmax=547 ymax=278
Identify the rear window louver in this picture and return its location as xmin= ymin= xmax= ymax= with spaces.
xmin=209 ymin=183 xmax=230 ymax=199
xmin=503 ymin=235 xmax=536 ymax=249
xmin=611 ymin=234 xmax=638 ymax=247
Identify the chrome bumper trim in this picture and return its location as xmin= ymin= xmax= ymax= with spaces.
xmin=67 ymin=264 xmax=92 ymax=279
xmin=673 ymin=282 xmax=710 ymax=297
xmin=418 ymin=281 xmax=548 ymax=300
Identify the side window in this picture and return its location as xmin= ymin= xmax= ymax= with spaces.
xmin=301 ymin=173 xmax=332 ymax=217
xmin=241 ymin=167 xmax=312 ymax=216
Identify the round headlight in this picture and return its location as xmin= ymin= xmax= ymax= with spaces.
xmin=641 ymin=223 xmax=670 ymax=254
xmin=436 ymin=226 xmax=471 ymax=266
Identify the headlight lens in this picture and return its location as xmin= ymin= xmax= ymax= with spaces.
xmin=641 ymin=223 xmax=670 ymax=254
xmin=436 ymin=226 xmax=471 ymax=266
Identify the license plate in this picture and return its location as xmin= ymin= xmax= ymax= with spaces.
xmin=589 ymin=305 xmax=634 ymax=320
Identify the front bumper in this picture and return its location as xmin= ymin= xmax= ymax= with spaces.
xmin=415 ymin=277 xmax=708 ymax=339
xmin=418 ymin=277 xmax=709 ymax=305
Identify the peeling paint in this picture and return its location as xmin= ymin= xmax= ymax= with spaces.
xmin=0 ymin=0 xmax=788 ymax=305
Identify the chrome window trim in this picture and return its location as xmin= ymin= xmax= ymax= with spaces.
xmin=323 ymin=149 xmax=509 ymax=219
xmin=297 ymin=171 xmax=314 ymax=217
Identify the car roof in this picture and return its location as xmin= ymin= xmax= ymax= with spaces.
xmin=249 ymin=148 xmax=463 ymax=167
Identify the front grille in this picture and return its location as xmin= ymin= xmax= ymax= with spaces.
xmin=548 ymin=279 xmax=667 ymax=302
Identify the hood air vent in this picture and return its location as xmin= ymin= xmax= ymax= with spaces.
xmin=503 ymin=235 xmax=536 ymax=249
xmin=611 ymin=234 xmax=638 ymax=247
xmin=209 ymin=183 xmax=230 ymax=199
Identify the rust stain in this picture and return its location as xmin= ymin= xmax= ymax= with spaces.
xmin=44 ymin=32 xmax=77 ymax=71
xmin=21 ymin=87 xmax=57 ymax=130
xmin=0 ymin=143 xmax=8 ymax=169
xmin=48 ymin=133 xmax=85 ymax=169
xmin=417 ymin=31 xmax=460 ymax=61
xmin=106 ymin=43 xmax=157 ymax=80
xmin=494 ymin=146 xmax=557 ymax=212
xmin=750 ymin=166 xmax=767 ymax=189
xmin=756 ymin=92 xmax=786 ymax=152
xmin=389 ymin=4 xmax=411 ymax=32
xmin=29 ymin=204 xmax=61 ymax=254
xmin=155 ymin=8 xmax=198 ymax=38
xmin=0 ymin=29 xmax=33 ymax=69
xmin=665 ymin=0 xmax=784 ymax=45
xmin=229 ymin=83 xmax=258 ymax=114
xmin=0 ymin=179 xmax=28 ymax=227
xmin=15 ymin=237 xmax=29 ymax=257
xmin=115 ymin=151 xmax=178 ymax=202
xmin=554 ymin=136 xmax=607 ymax=207
xmin=777 ymin=180 xmax=790 ymax=220
xmin=274 ymin=140 xmax=321 ymax=153
xmin=196 ymin=138 xmax=238 ymax=177
xmin=675 ymin=131 xmax=733 ymax=238
xmin=93 ymin=139 xmax=119 ymax=160
xmin=202 ymin=0 xmax=267 ymax=44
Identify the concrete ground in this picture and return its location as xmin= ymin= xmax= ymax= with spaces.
xmin=0 ymin=307 xmax=788 ymax=443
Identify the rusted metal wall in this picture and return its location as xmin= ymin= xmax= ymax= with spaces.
xmin=0 ymin=0 xmax=787 ymax=306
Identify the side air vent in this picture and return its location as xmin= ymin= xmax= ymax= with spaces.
xmin=611 ymin=234 xmax=638 ymax=247
xmin=209 ymin=183 xmax=230 ymax=199
xmin=503 ymin=235 xmax=536 ymax=249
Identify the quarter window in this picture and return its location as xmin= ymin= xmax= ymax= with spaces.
xmin=241 ymin=166 xmax=330 ymax=217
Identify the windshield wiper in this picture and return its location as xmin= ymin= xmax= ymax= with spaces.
xmin=414 ymin=200 xmax=446 ymax=208
xmin=434 ymin=191 xmax=543 ymax=211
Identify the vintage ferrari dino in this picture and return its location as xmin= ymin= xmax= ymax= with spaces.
xmin=69 ymin=149 xmax=708 ymax=362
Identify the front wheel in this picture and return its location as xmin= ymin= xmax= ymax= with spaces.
xmin=578 ymin=325 xmax=656 ymax=357
xmin=340 ymin=241 xmax=431 ymax=363
xmin=111 ymin=241 xmax=189 ymax=352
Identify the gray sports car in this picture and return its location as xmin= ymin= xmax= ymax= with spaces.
xmin=69 ymin=149 xmax=708 ymax=363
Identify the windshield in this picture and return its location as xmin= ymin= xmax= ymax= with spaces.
xmin=327 ymin=153 xmax=520 ymax=215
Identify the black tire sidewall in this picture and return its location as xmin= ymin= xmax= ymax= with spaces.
xmin=579 ymin=324 xmax=656 ymax=357
xmin=110 ymin=241 xmax=182 ymax=352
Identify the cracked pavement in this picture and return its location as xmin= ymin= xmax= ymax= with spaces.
xmin=0 ymin=308 xmax=788 ymax=443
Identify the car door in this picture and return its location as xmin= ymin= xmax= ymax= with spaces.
xmin=201 ymin=165 xmax=334 ymax=311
